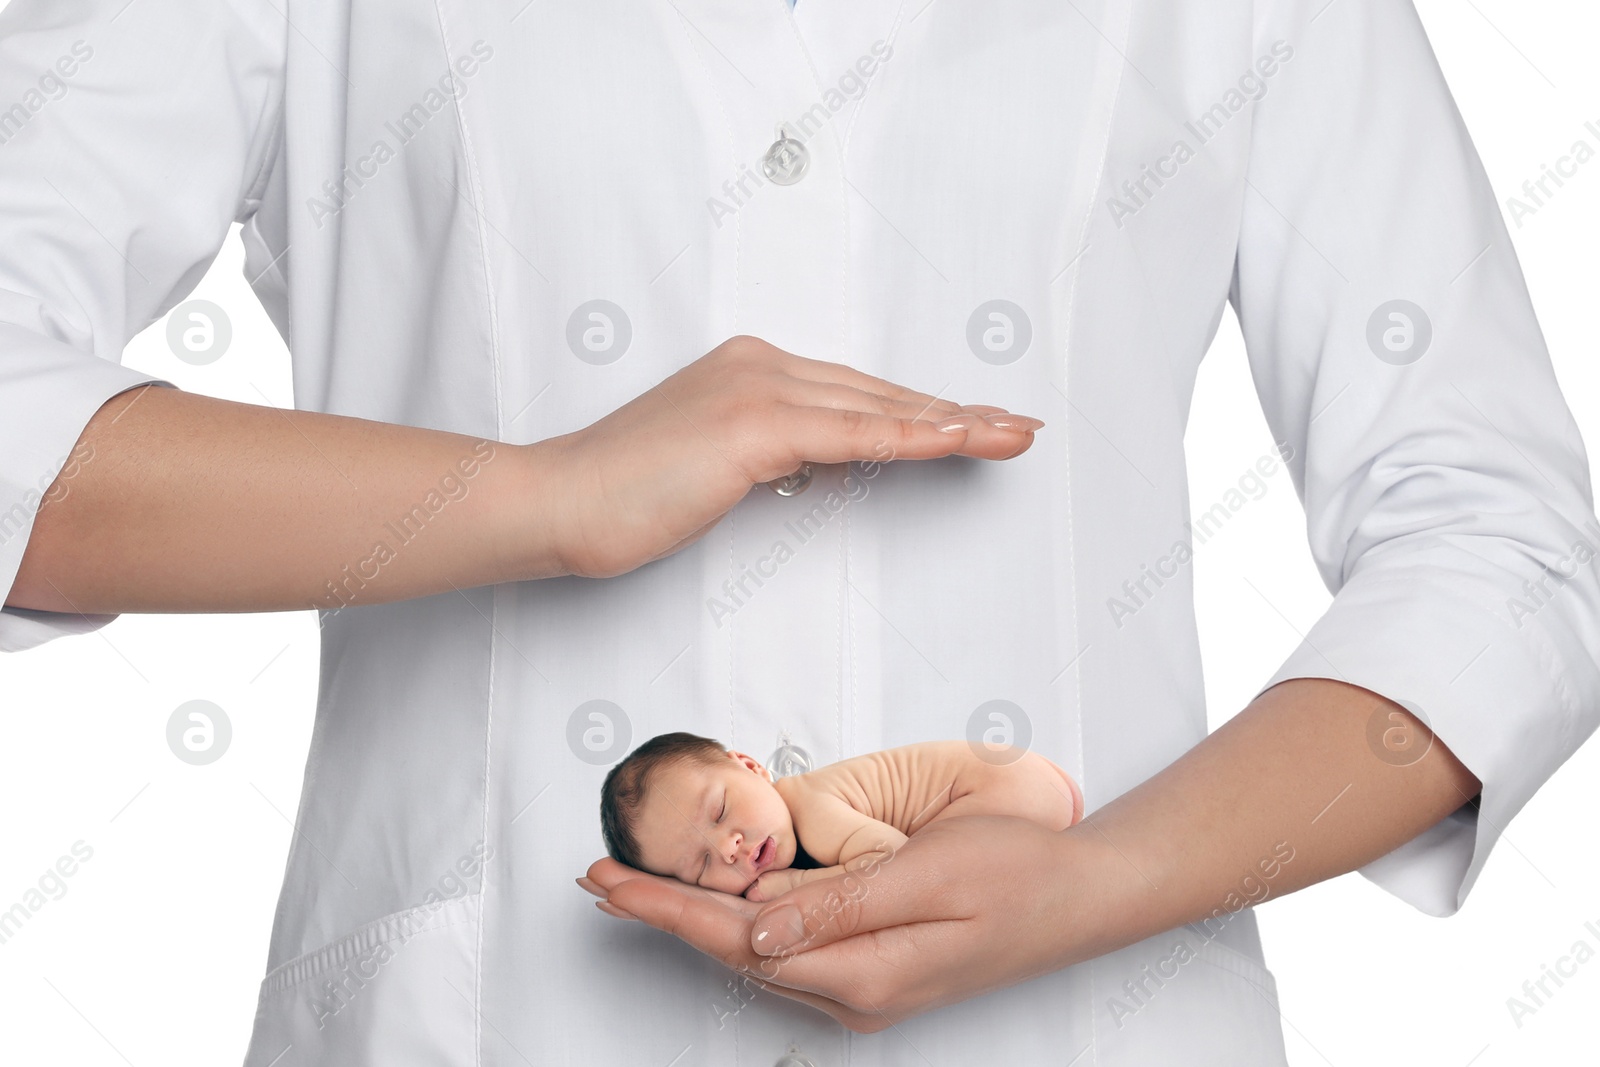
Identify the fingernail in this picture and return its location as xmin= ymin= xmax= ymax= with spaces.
xmin=935 ymin=414 xmax=978 ymax=434
xmin=752 ymin=905 xmax=806 ymax=956
xmin=596 ymin=900 xmax=637 ymax=920
xmin=983 ymin=413 xmax=1044 ymax=432
xmin=959 ymin=404 xmax=1010 ymax=416
xmin=576 ymin=876 xmax=604 ymax=898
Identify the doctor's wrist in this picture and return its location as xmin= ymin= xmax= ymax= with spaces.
xmin=1048 ymin=822 xmax=1172 ymax=969
xmin=494 ymin=438 xmax=580 ymax=582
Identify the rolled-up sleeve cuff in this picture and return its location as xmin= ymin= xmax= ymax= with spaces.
xmin=1249 ymin=541 xmax=1593 ymax=917
xmin=0 ymin=325 xmax=176 ymax=652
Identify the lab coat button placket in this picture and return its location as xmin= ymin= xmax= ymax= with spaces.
xmin=762 ymin=125 xmax=810 ymax=186
xmin=767 ymin=461 xmax=814 ymax=496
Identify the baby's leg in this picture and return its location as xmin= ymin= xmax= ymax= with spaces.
xmin=926 ymin=751 xmax=1080 ymax=832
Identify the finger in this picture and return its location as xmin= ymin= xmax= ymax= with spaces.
xmin=604 ymin=859 xmax=933 ymax=1027
xmin=586 ymin=858 xmax=749 ymax=909
xmin=748 ymin=916 xmax=969 ymax=1009
xmin=746 ymin=850 xmax=949 ymax=958
xmin=604 ymin=869 xmax=894 ymax=1025
xmin=994 ymin=425 xmax=1039 ymax=460
xmin=784 ymin=385 xmax=1024 ymax=422
xmin=606 ymin=872 xmax=764 ymax=958
xmin=585 ymin=856 xmax=647 ymax=887
xmin=595 ymin=900 xmax=639 ymax=920
xmin=783 ymin=407 xmax=1042 ymax=466
xmin=784 ymin=380 xmax=966 ymax=423
xmin=979 ymin=412 xmax=1048 ymax=433
xmin=777 ymin=352 xmax=1029 ymax=423
xmin=726 ymin=963 xmax=878 ymax=1030
xmin=594 ymin=859 xmax=763 ymax=923
xmin=726 ymin=955 xmax=896 ymax=1032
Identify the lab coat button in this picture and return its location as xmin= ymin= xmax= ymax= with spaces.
xmin=762 ymin=128 xmax=809 ymax=186
xmin=774 ymin=1053 xmax=819 ymax=1067
xmin=767 ymin=741 xmax=814 ymax=778
xmin=767 ymin=462 xmax=813 ymax=496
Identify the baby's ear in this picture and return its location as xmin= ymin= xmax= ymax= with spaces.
xmin=728 ymin=749 xmax=767 ymax=776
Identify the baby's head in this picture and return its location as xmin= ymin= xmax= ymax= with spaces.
xmin=600 ymin=732 xmax=797 ymax=896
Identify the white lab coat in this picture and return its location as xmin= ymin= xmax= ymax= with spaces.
xmin=3 ymin=0 xmax=1598 ymax=1064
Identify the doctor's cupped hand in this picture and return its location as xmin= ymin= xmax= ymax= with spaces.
xmin=536 ymin=335 xmax=1043 ymax=580
xmin=580 ymin=814 xmax=1088 ymax=1034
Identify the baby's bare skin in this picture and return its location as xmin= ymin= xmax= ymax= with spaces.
xmin=753 ymin=740 xmax=1084 ymax=901
xmin=630 ymin=739 xmax=1083 ymax=901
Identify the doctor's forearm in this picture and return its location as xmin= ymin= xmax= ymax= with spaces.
xmin=1064 ymin=677 xmax=1482 ymax=955
xmin=8 ymin=340 xmax=1041 ymax=615
xmin=7 ymin=384 xmax=558 ymax=614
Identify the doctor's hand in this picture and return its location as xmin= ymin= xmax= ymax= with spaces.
xmin=535 ymin=335 xmax=1043 ymax=579
xmin=5 ymin=333 xmax=1039 ymax=617
xmin=581 ymin=814 xmax=1100 ymax=1034
xmin=581 ymin=680 xmax=1486 ymax=1035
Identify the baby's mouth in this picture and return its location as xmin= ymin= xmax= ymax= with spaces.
xmin=752 ymin=836 xmax=775 ymax=872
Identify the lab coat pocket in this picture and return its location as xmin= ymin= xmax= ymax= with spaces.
xmin=1185 ymin=935 xmax=1289 ymax=1067
xmin=1097 ymin=926 xmax=1289 ymax=1066
xmin=1194 ymin=933 xmax=1281 ymax=999
xmin=242 ymin=893 xmax=480 ymax=1067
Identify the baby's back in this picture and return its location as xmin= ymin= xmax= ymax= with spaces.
xmin=782 ymin=739 xmax=1079 ymax=835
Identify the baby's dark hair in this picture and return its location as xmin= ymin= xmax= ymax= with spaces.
xmin=600 ymin=731 xmax=729 ymax=871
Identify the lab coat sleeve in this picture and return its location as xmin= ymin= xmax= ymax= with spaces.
xmin=1231 ymin=0 xmax=1600 ymax=916
xmin=0 ymin=1 xmax=285 ymax=652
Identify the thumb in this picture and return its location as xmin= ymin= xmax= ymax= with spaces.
xmin=748 ymin=854 xmax=916 ymax=957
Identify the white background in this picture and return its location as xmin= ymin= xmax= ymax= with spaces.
xmin=1 ymin=2 xmax=1597 ymax=1064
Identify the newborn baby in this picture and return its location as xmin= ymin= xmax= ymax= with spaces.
xmin=599 ymin=731 xmax=1084 ymax=902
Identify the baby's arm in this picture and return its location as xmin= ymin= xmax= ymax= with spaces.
xmin=814 ymin=791 xmax=910 ymax=867
xmin=744 ymin=788 xmax=907 ymax=902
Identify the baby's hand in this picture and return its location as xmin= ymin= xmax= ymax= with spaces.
xmin=743 ymin=868 xmax=802 ymax=903
xmin=743 ymin=863 xmax=856 ymax=902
